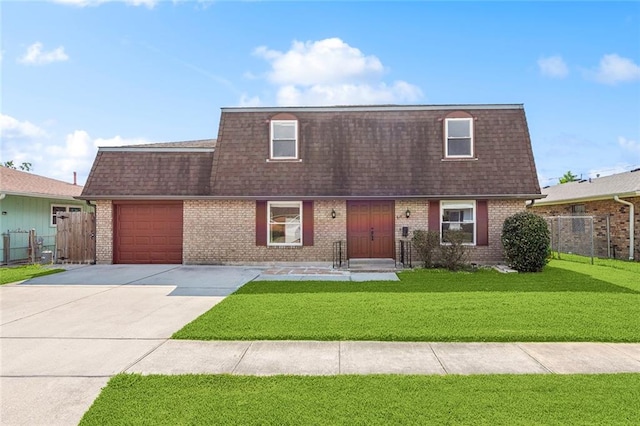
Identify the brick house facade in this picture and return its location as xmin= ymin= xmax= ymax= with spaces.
xmin=531 ymin=171 xmax=640 ymax=261
xmin=81 ymin=105 xmax=542 ymax=266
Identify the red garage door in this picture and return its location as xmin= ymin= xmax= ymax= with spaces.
xmin=114 ymin=202 xmax=183 ymax=264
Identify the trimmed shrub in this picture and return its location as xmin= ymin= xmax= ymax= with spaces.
xmin=411 ymin=230 xmax=440 ymax=268
xmin=502 ymin=211 xmax=550 ymax=272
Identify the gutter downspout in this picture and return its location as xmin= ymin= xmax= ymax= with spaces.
xmin=613 ymin=196 xmax=635 ymax=261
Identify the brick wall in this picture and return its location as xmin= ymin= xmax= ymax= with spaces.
xmin=469 ymin=199 xmax=526 ymax=263
xmin=183 ymin=200 xmax=347 ymax=264
xmin=94 ymin=198 xmax=528 ymax=265
xmin=95 ymin=200 xmax=113 ymax=264
xmin=532 ymin=196 xmax=639 ymax=260
xmin=398 ymin=199 xmax=525 ymax=265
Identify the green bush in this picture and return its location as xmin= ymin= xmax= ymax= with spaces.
xmin=411 ymin=230 xmax=440 ymax=268
xmin=440 ymin=230 xmax=469 ymax=271
xmin=502 ymin=211 xmax=550 ymax=272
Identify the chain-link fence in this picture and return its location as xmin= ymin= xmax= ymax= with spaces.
xmin=545 ymin=215 xmax=613 ymax=263
xmin=2 ymin=230 xmax=56 ymax=265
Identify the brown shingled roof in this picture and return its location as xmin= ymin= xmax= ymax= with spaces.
xmin=80 ymin=149 xmax=214 ymax=198
xmin=209 ymin=105 xmax=541 ymax=198
xmin=125 ymin=139 xmax=216 ymax=148
xmin=80 ymin=105 xmax=542 ymax=199
xmin=0 ymin=167 xmax=83 ymax=199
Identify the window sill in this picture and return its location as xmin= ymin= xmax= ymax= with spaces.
xmin=441 ymin=157 xmax=478 ymax=162
xmin=266 ymin=244 xmax=303 ymax=248
xmin=266 ymin=158 xmax=302 ymax=163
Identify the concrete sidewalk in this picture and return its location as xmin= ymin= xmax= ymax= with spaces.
xmin=127 ymin=340 xmax=640 ymax=376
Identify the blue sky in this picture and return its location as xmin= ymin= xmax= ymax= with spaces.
xmin=2 ymin=1 xmax=639 ymax=187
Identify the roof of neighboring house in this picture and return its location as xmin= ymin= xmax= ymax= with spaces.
xmin=536 ymin=169 xmax=640 ymax=205
xmin=0 ymin=167 xmax=83 ymax=200
xmin=121 ymin=139 xmax=216 ymax=149
xmin=79 ymin=105 xmax=542 ymax=200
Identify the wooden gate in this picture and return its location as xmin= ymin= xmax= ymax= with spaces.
xmin=56 ymin=211 xmax=96 ymax=263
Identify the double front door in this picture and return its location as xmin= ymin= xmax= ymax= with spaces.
xmin=347 ymin=200 xmax=395 ymax=259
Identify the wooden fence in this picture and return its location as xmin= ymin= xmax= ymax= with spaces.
xmin=56 ymin=211 xmax=96 ymax=263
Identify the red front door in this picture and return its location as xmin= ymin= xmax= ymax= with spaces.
xmin=347 ymin=201 xmax=395 ymax=258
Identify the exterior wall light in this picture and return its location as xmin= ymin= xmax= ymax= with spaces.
xmin=331 ymin=209 xmax=337 ymax=219
xmin=405 ymin=209 xmax=411 ymax=218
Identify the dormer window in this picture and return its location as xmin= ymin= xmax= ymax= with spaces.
xmin=270 ymin=120 xmax=298 ymax=159
xmin=445 ymin=117 xmax=473 ymax=158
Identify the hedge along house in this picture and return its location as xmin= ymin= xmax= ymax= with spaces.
xmin=79 ymin=105 xmax=543 ymax=265
xmin=531 ymin=170 xmax=640 ymax=261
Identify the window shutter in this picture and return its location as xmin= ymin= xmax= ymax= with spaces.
xmin=302 ymin=201 xmax=314 ymax=246
xmin=476 ymin=200 xmax=488 ymax=246
xmin=256 ymin=201 xmax=267 ymax=246
xmin=428 ymin=201 xmax=440 ymax=232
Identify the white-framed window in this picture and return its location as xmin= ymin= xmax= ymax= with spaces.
xmin=441 ymin=201 xmax=476 ymax=245
xmin=267 ymin=201 xmax=302 ymax=246
xmin=445 ymin=118 xmax=473 ymax=158
xmin=270 ymin=120 xmax=298 ymax=159
xmin=51 ymin=205 xmax=82 ymax=226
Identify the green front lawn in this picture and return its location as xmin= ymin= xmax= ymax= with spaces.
xmin=0 ymin=265 xmax=65 ymax=285
xmin=80 ymin=374 xmax=640 ymax=425
xmin=173 ymin=260 xmax=640 ymax=342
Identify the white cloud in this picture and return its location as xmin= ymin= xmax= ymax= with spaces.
xmin=0 ymin=114 xmax=48 ymax=140
xmin=93 ymin=135 xmax=150 ymax=148
xmin=44 ymin=132 xmax=149 ymax=183
xmin=238 ymin=94 xmax=262 ymax=107
xmin=18 ymin=42 xmax=69 ymax=65
xmin=618 ymin=136 xmax=640 ymax=154
xmin=51 ymin=0 xmax=157 ymax=7
xmin=0 ymin=116 xmax=149 ymax=184
xmin=592 ymin=54 xmax=640 ymax=85
xmin=277 ymin=81 xmax=422 ymax=106
xmin=538 ymin=55 xmax=569 ymax=78
xmin=248 ymin=37 xmax=422 ymax=106
xmin=255 ymin=38 xmax=384 ymax=86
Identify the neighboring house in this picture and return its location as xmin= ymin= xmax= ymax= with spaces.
xmin=0 ymin=167 xmax=90 ymax=264
xmin=79 ymin=105 xmax=542 ymax=265
xmin=531 ymin=170 xmax=640 ymax=261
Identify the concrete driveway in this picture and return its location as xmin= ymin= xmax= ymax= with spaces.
xmin=0 ymin=265 xmax=261 ymax=425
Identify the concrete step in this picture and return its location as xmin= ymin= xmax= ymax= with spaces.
xmin=348 ymin=258 xmax=397 ymax=271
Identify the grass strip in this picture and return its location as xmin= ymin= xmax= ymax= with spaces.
xmin=80 ymin=373 xmax=640 ymax=425
xmin=173 ymin=265 xmax=640 ymax=342
xmin=552 ymin=252 xmax=640 ymax=275
xmin=0 ymin=265 xmax=65 ymax=285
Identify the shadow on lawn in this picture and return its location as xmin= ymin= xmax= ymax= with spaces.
xmin=236 ymin=267 xmax=639 ymax=295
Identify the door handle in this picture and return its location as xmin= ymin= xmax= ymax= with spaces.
xmin=370 ymin=228 xmax=374 ymax=241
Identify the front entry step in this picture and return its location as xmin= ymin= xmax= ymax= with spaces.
xmin=348 ymin=258 xmax=396 ymax=272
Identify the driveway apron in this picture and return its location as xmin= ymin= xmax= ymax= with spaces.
xmin=0 ymin=265 xmax=260 ymax=425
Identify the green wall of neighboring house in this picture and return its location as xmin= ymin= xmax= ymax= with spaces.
xmin=0 ymin=194 xmax=90 ymax=263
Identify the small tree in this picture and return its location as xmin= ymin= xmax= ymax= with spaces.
xmin=2 ymin=161 xmax=32 ymax=171
xmin=411 ymin=230 xmax=440 ymax=268
xmin=440 ymin=230 xmax=469 ymax=271
xmin=501 ymin=211 xmax=550 ymax=272
xmin=559 ymin=170 xmax=578 ymax=184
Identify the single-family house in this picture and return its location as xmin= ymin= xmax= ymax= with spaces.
xmin=79 ymin=104 xmax=542 ymax=265
xmin=531 ymin=170 xmax=640 ymax=261
xmin=0 ymin=167 xmax=91 ymax=264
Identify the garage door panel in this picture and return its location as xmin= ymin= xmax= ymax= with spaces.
xmin=115 ymin=203 xmax=183 ymax=264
